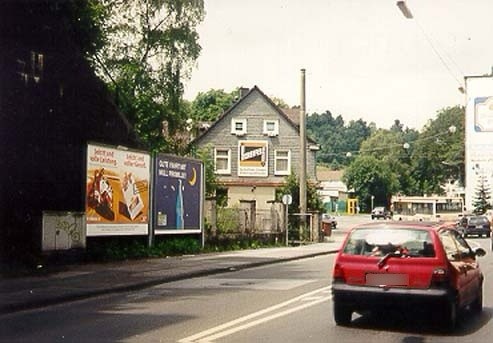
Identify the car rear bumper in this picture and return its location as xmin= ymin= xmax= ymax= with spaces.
xmin=465 ymin=228 xmax=490 ymax=236
xmin=332 ymin=282 xmax=454 ymax=310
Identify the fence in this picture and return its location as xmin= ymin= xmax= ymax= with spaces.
xmin=204 ymin=200 xmax=321 ymax=244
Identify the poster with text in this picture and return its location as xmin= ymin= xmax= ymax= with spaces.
xmin=86 ymin=143 xmax=150 ymax=236
xmin=465 ymin=76 xmax=493 ymax=211
xmin=154 ymin=154 xmax=203 ymax=233
xmin=238 ymin=140 xmax=268 ymax=177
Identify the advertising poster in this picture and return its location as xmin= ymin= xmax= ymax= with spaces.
xmin=154 ymin=154 xmax=203 ymax=233
xmin=238 ymin=140 xmax=268 ymax=177
xmin=465 ymin=76 xmax=493 ymax=211
xmin=86 ymin=143 xmax=150 ymax=236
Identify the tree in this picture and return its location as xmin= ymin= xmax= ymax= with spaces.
xmin=271 ymin=97 xmax=290 ymax=109
xmin=191 ymin=145 xmax=218 ymax=198
xmin=306 ymin=112 xmax=372 ymax=166
xmin=358 ymin=126 xmax=419 ymax=195
xmin=472 ymin=174 xmax=492 ymax=214
xmin=276 ymin=173 xmax=324 ymax=214
xmin=92 ymin=0 xmax=205 ymax=152
xmin=409 ymin=106 xmax=464 ymax=195
xmin=343 ymin=155 xmax=399 ymax=212
xmin=189 ymin=89 xmax=236 ymax=122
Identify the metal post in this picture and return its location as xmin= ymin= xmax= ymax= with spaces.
xmin=148 ymin=152 xmax=155 ymax=248
xmin=285 ymin=203 xmax=289 ymax=246
xmin=299 ymin=69 xmax=307 ymax=242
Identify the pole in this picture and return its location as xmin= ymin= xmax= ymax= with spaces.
xmin=148 ymin=152 xmax=155 ymax=248
xmin=285 ymin=203 xmax=289 ymax=246
xmin=299 ymin=69 xmax=307 ymax=242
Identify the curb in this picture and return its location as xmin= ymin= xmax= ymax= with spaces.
xmin=1 ymin=248 xmax=339 ymax=315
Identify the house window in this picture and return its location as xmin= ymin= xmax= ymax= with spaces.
xmin=263 ymin=120 xmax=279 ymax=136
xmin=275 ymin=150 xmax=291 ymax=175
xmin=215 ymin=148 xmax=231 ymax=174
xmin=231 ymin=118 xmax=247 ymax=136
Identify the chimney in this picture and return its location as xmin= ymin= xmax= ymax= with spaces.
xmin=239 ymin=87 xmax=249 ymax=98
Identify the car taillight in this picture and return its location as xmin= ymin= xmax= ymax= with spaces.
xmin=333 ymin=263 xmax=345 ymax=282
xmin=430 ymin=267 xmax=449 ymax=287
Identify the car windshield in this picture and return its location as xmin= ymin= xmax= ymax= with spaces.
xmin=343 ymin=227 xmax=435 ymax=257
xmin=469 ymin=217 xmax=488 ymax=225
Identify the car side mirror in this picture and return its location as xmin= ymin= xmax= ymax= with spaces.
xmin=473 ymin=247 xmax=486 ymax=257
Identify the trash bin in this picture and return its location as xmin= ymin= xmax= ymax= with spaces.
xmin=322 ymin=221 xmax=332 ymax=237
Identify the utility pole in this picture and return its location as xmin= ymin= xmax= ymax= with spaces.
xmin=299 ymin=69 xmax=307 ymax=241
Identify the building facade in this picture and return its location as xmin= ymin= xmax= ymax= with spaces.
xmin=192 ymin=86 xmax=318 ymax=215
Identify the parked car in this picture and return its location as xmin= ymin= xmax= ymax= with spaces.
xmin=332 ymin=221 xmax=486 ymax=330
xmin=457 ymin=215 xmax=491 ymax=238
xmin=371 ymin=206 xmax=392 ymax=220
xmin=484 ymin=209 xmax=493 ymax=224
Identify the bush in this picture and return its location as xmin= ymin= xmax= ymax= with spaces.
xmin=216 ymin=206 xmax=240 ymax=233
xmin=86 ymin=236 xmax=201 ymax=261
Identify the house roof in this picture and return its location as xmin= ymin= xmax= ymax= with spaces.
xmin=191 ymin=85 xmax=317 ymax=145
xmin=281 ymin=107 xmax=301 ymax=125
xmin=317 ymin=166 xmax=344 ymax=181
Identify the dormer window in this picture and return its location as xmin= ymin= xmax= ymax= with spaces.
xmin=263 ymin=120 xmax=279 ymax=136
xmin=231 ymin=118 xmax=247 ymax=136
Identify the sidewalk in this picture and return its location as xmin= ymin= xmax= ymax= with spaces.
xmin=0 ymin=235 xmax=344 ymax=315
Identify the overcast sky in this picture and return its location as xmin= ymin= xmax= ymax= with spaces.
xmin=183 ymin=0 xmax=493 ymax=130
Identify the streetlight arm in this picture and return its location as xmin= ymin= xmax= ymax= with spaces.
xmin=397 ymin=1 xmax=413 ymax=19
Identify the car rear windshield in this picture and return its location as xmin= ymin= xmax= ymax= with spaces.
xmin=342 ymin=227 xmax=435 ymax=257
xmin=469 ymin=217 xmax=488 ymax=225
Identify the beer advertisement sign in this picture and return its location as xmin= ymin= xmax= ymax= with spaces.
xmin=238 ymin=140 xmax=268 ymax=177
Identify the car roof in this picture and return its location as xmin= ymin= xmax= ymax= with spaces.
xmin=351 ymin=220 xmax=455 ymax=232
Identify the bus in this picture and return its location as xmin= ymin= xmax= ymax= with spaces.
xmin=391 ymin=195 xmax=464 ymax=222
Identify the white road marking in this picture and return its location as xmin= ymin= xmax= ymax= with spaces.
xmin=178 ymin=285 xmax=332 ymax=343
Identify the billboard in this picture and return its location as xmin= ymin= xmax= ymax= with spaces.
xmin=86 ymin=143 xmax=150 ymax=236
xmin=465 ymin=76 xmax=493 ymax=211
xmin=238 ymin=140 xmax=268 ymax=177
xmin=153 ymin=154 xmax=203 ymax=233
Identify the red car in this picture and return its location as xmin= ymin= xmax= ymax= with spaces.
xmin=332 ymin=221 xmax=486 ymax=330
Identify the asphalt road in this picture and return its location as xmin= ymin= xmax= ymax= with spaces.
xmin=1 ymin=236 xmax=492 ymax=343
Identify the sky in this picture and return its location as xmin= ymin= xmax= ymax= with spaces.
xmin=183 ymin=0 xmax=493 ymax=130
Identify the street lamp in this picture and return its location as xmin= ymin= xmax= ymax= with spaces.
xmin=396 ymin=1 xmax=413 ymax=19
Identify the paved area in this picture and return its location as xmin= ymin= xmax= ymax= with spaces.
xmin=0 ymin=234 xmax=345 ymax=315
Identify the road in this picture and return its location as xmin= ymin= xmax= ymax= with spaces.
xmin=0 ymin=233 xmax=492 ymax=343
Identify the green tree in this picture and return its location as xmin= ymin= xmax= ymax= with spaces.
xmin=409 ymin=106 xmax=464 ymax=195
xmin=271 ymin=97 xmax=290 ymax=109
xmin=276 ymin=173 xmax=324 ymax=214
xmin=189 ymin=89 xmax=236 ymax=122
xmin=358 ymin=125 xmax=419 ymax=195
xmin=92 ymin=0 xmax=205 ymax=152
xmin=472 ymin=174 xmax=492 ymax=214
xmin=307 ymin=112 xmax=372 ymax=166
xmin=191 ymin=145 xmax=218 ymax=197
xmin=343 ymin=155 xmax=399 ymax=212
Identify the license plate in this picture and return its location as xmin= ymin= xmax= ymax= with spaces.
xmin=366 ymin=273 xmax=409 ymax=286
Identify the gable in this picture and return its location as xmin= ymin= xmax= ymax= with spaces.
xmin=192 ymin=86 xmax=316 ymax=145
